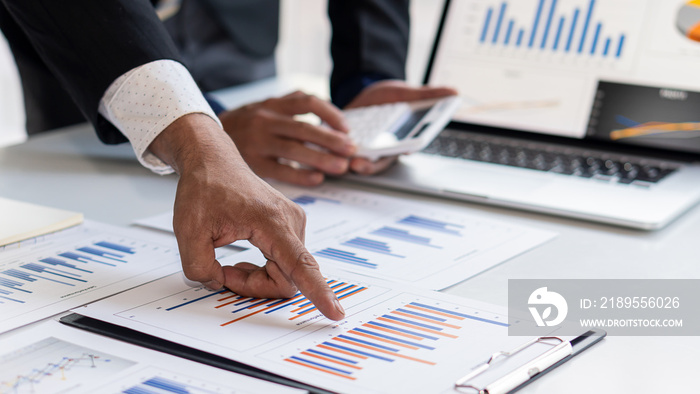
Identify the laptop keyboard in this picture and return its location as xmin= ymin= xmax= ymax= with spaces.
xmin=422 ymin=130 xmax=678 ymax=185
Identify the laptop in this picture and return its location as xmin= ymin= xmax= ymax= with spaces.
xmin=348 ymin=0 xmax=700 ymax=230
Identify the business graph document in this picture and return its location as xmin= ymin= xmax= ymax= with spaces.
xmin=74 ymin=249 xmax=547 ymax=394
xmin=0 ymin=321 xmax=304 ymax=394
xmin=136 ymin=183 xmax=556 ymax=289
xmin=0 ymin=220 xmax=182 ymax=334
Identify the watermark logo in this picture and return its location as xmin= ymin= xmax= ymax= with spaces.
xmin=528 ymin=287 xmax=568 ymax=327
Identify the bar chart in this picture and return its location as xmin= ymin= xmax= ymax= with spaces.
xmin=0 ymin=222 xmax=181 ymax=333
xmin=476 ymin=0 xmax=636 ymax=59
xmin=114 ymin=272 xmax=388 ymax=352
xmin=282 ymin=299 xmax=508 ymax=381
xmin=80 ymin=268 xmax=527 ymax=394
xmin=274 ymin=184 xmax=556 ymax=289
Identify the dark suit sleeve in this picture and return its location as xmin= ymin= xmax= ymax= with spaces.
xmin=0 ymin=0 xmax=183 ymax=144
xmin=328 ymin=0 xmax=410 ymax=107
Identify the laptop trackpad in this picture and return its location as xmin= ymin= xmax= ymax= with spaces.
xmin=429 ymin=165 xmax=549 ymax=196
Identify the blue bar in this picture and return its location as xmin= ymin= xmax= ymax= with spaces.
xmin=337 ymin=286 xmax=366 ymax=300
xmin=342 ymin=238 xmax=404 ymax=258
xmin=381 ymin=315 xmax=444 ymax=331
xmin=565 ymin=8 xmax=579 ymax=52
xmin=553 ymin=16 xmax=565 ymax=50
xmin=266 ymin=295 xmax=307 ymax=314
xmin=480 ymin=7 xmax=494 ymax=43
xmin=590 ymin=22 xmax=602 ymax=54
xmin=578 ymin=0 xmax=595 ymax=53
xmin=307 ymin=348 xmax=358 ymax=364
xmin=322 ymin=342 xmax=394 ymax=362
xmin=616 ymin=34 xmax=625 ymax=58
xmin=59 ymin=252 xmax=116 ymax=267
xmin=517 ymin=29 xmax=525 ymax=47
xmin=39 ymin=257 xmax=92 ymax=273
xmin=398 ymin=215 xmax=463 ymax=235
xmin=504 ymin=20 xmax=515 ymax=45
xmin=233 ymin=298 xmax=271 ymax=313
xmin=396 ymin=308 xmax=447 ymax=322
xmin=366 ymin=321 xmax=439 ymax=340
xmin=603 ymin=37 xmax=611 ymax=56
xmin=292 ymin=195 xmax=341 ymax=206
xmin=371 ymin=227 xmax=437 ymax=247
xmin=0 ymin=277 xmax=32 ymax=293
xmin=123 ymin=387 xmax=159 ymax=394
xmin=95 ymin=241 xmax=135 ymax=254
xmin=77 ymin=247 xmax=126 ymax=262
xmin=290 ymin=356 xmax=353 ymax=375
xmin=529 ymin=0 xmax=546 ymax=48
xmin=315 ymin=249 xmax=377 ymax=268
xmin=338 ymin=334 xmax=399 ymax=352
xmin=142 ymin=377 xmax=189 ymax=394
xmin=410 ymin=302 xmax=509 ymax=327
xmin=21 ymin=263 xmax=86 ymax=282
xmin=2 ymin=269 xmax=38 ymax=282
xmin=541 ymin=0 xmax=557 ymax=49
xmin=0 ymin=295 xmax=24 ymax=303
xmin=492 ymin=3 xmax=507 ymax=44
xmin=353 ymin=328 xmax=435 ymax=350
xmin=298 ymin=284 xmax=356 ymax=308
xmin=166 ymin=289 xmax=227 ymax=311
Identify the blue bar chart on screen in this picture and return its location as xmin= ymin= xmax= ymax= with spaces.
xmin=273 ymin=184 xmax=557 ymax=290
xmin=0 ymin=221 xmax=182 ymax=333
xmin=473 ymin=0 xmax=638 ymax=60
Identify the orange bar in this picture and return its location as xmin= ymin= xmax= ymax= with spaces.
xmin=221 ymin=296 xmax=301 ymax=326
xmin=289 ymin=306 xmax=318 ymax=320
xmin=216 ymin=299 xmax=245 ymax=309
xmin=404 ymin=304 xmax=465 ymax=321
xmin=338 ymin=287 xmax=368 ymax=300
xmin=332 ymin=337 xmax=436 ymax=365
xmin=391 ymin=311 xmax=461 ymax=329
xmin=216 ymin=293 xmax=236 ymax=302
xmin=349 ymin=330 xmax=419 ymax=350
xmin=284 ymin=358 xmax=356 ymax=380
xmin=317 ymin=344 xmax=368 ymax=360
xmin=217 ymin=297 xmax=251 ymax=309
xmin=301 ymin=351 xmax=362 ymax=370
xmin=376 ymin=317 xmax=458 ymax=339
xmin=361 ymin=323 xmax=424 ymax=341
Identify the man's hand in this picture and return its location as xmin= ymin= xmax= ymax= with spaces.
xmin=149 ymin=113 xmax=345 ymax=321
xmin=345 ymin=80 xmax=458 ymax=175
xmin=218 ymin=91 xmax=356 ymax=186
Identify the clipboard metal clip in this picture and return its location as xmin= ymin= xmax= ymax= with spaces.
xmin=454 ymin=336 xmax=572 ymax=394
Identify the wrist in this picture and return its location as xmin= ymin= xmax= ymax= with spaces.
xmin=149 ymin=113 xmax=242 ymax=175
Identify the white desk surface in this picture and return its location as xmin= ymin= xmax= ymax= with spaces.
xmin=1 ymin=75 xmax=698 ymax=393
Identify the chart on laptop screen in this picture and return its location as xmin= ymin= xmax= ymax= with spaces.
xmin=428 ymin=0 xmax=700 ymax=140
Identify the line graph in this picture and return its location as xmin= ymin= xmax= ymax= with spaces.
xmin=0 ymin=338 xmax=135 ymax=393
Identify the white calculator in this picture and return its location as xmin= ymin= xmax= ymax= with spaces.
xmin=343 ymin=96 xmax=461 ymax=161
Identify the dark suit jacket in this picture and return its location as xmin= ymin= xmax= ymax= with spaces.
xmin=0 ymin=0 xmax=181 ymax=142
xmin=0 ymin=0 xmax=409 ymax=139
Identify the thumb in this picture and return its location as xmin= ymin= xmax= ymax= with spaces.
xmin=174 ymin=225 xmax=226 ymax=290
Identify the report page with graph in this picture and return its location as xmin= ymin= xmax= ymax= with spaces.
xmin=0 ymin=221 xmax=182 ymax=334
xmin=73 ymin=249 xmax=550 ymax=394
xmin=134 ymin=183 xmax=556 ymax=290
xmin=429 ymin=0 xmax=700 ymax=152
xmin=0 ymin=321 xmax=304 ymax=393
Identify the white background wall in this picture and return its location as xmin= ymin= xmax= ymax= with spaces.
xmin=0 ymin=0 xmax=444 ymax=147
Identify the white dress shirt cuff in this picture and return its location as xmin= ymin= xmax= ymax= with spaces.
xmin=98 ymin=60 xmax=222 ymax=175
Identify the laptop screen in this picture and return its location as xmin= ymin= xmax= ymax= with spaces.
xmin=426 ymin=0 xmax=700 ymax=154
